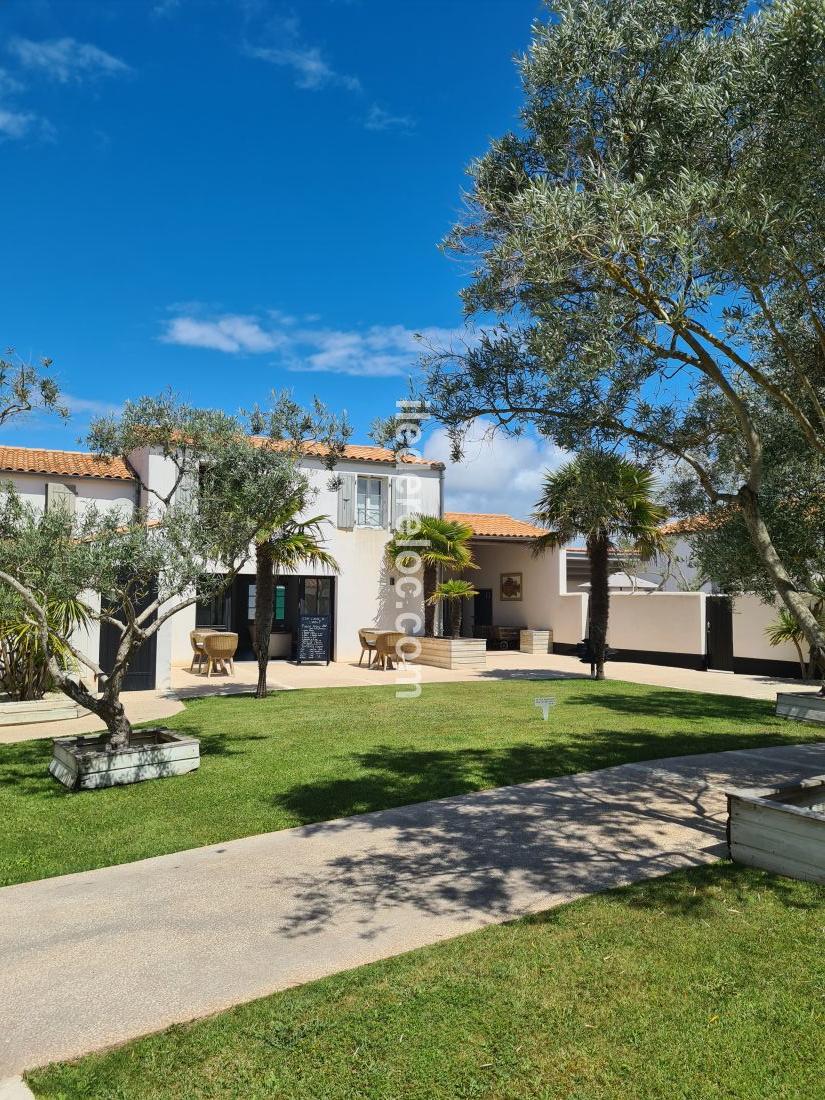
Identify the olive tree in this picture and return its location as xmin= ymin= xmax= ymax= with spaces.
xmin=416 ymin=0 xmax=825 ymax=672
xmin=0 ymin=350 xmax=66 ymax=426
xmin=0 ymin=396 xmax=307 ymax=748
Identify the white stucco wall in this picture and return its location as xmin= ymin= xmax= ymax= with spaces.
xmin=168 ymin=457 xmax=444 ymax=666
xmin=732 ymin=594 xmax=800 ymax=664
xmin=467 ymin=541 xmax=559 ymax=631
xmin=3 ymin=471 xmax=136 ymax=520
xmin=606 ymin=592 xmax=707 ymax=657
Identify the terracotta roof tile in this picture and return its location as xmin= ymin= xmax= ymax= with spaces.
xmin=0 ymin=445 xmax=134 ymax=481
xmin=445 ymin=511 xmax=549 ymax=539
xmin=660 ymin=509 xmax=734 ymax=536
xmin=253 ymin=437 xmax=442 ymax=468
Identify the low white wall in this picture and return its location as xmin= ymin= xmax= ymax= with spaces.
xmin=548 ymin=593 xmax=588 ymax=646
xmin=606 ymin=592 xmax=707 ymax=657
xmin=732 ymin=594 xmax=800 ymax=665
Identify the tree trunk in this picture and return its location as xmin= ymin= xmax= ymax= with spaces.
xmin=254 ymin=539 xmax=274 ymax=700
xmin=424 ymin=563 xmax=437 ymax=637
xmin=57 ymin=669 xmax=134 ymax=749
xmin=738 ymin=485 xmax=825 ymax=693
xmin=451 ymin=600 xmax=462 ymax=640
xmin=587 ymin=533 xmax=610 ymax=680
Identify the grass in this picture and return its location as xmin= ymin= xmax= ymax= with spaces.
xmin=0 ymin=678 xmax=821 ymax=887
xmin=27 ymin=863 xmax=825 ymax=1099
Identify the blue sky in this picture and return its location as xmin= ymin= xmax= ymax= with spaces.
xmin=1 ymin=0 xmax=558 ymax=515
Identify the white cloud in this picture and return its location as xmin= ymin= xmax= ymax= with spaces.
xmin=364 ymin=103 xmax=414 ymax=132
xmin=244 ymin=15 xmax=360 ymax=92
xmin=248 ymin=44 xmax=360 ymax=92
xmin=0 ymin=66 xmax=52 ymax=141
xmin=0 ymin=68 xmax=23 ymax=97
xmin=9 ymin=37 xmax=130 ymax=84
xmin=0 ymin=107 xmax=37 ymax=140
xmin=160 ymin=311 xmax=473 ymax=377
xmin=161 ymin=315 xmax=287 ymax=354
xmin=424 ymin=418 xmax=569 ymax=521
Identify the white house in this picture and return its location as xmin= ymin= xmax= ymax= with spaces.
xmin=0 ymin=442 xmax=805 ymax=689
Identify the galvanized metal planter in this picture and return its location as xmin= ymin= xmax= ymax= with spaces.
xmin=50 ymin=729 xmax=200 ymax=791
xmin=775 ymin=692 xmax=825 ymax=725
xmin=727 ymin=778 xmax=825 ymax=884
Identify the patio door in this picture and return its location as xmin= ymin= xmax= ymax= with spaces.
xmin=706 ymin=595 xmax=734 ymax=671
xmin=99 ymin=581 xmax=157 ymax=691
xmin=474 ymin=589 xmax=493 ymax=627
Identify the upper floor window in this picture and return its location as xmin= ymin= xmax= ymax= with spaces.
xmin=356 ymin=476 xmax=384 ymax=527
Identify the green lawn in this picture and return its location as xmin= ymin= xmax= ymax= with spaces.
xmin=1 ymin=679 xmax=821 ymax=887
xmin=27 ymin=863 xmax=825 ymax=1099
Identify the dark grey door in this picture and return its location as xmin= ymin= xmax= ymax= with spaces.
xmin=474 ymin=588 xmax=493 ymax=627
xmin=99 ymin=584 xmax=157 ymax=691
xmin=706 ymin=595 xmax=734 ymax=671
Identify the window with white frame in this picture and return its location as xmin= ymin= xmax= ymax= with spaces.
xmin=356 ymin=476 xmax=384 ymax=527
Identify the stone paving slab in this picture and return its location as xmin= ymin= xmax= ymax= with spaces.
xmin=1 ymin=742 xmax=823 ymax=1076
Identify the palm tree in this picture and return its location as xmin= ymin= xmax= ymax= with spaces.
xmin=765 ymin=585 xmax=825 ymax=683
xmin=427 ymin=579 xmax=479 ymax=640
xmin=386 ymin=514 xmax=477 ymax=636
xmin=765 ymin=607 xmax=811 ymax=680
xmin=533 ymin=451 xmax=667 ymax=680
xmin=254 ymin=513 xmax=338 ymax=699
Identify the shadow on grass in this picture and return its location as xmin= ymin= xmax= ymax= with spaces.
xmin=519 ymin=861 xmax=825 ymax=926
xmin=272 ymin=723 xmax=808 ymax=826
xmin=561 ymin=688 xmax=776 ymax=723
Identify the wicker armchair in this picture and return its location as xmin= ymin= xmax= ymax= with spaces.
xmin=374 ymin=631 xmax=408 ymax=671
xmin=358 ymin=628 xmax=379 ymax=667
xmin=203 ymin=631 xmax=238 ymax=677
xmin=189 ymin=628 xmax=215 ymax=673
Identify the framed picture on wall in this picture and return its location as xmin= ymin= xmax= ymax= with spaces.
xmin=500 ymin=572 xmax=523 ymax=601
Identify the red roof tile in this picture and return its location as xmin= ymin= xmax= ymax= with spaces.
xmin=0 ymin=445 xmax=134 ymax=481
xmin=253 ymin=437 xmax=442 ymax=468
xmin=445 ymin=511 xmax=549 ymax=539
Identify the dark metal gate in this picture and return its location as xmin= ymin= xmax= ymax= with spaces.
xmin=706 ymin=595 xmax=734 ymax=672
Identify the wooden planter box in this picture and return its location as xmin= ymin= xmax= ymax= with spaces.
xmin=727 ymin=779 xmax=825 ymax=884
xmin=0 ymin=694 xmax=85 ymax=727
xmin=519 ymin=629 xmax=553 ymax=655
xmin=50 ymin=729 xmax=200 ymax=790
xmin=411 ymin=637 xmax=487 ymax=671
xmin=776 ymin=692 xmax=825 ymax=725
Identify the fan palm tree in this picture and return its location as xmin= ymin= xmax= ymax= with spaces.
xmin=533 ymin=451 xmax=667 ymax=680
xmin=427 ymin=579 xmax=479 ymax=640
xmin=386 ymin=514 xmax=477 ymax=636
xmin=254 ymin=513 xmax=338 ymax=699
xmin=765 ymin=583 xmax=825 ymax=683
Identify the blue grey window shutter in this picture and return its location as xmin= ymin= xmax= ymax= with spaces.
xmin=338 ymin=474 xmax=356 ymax=528
xmin=45 ymin=481 xmax=76 ymax=516
xmin=380 ymin=478 xmax=390 ymax=528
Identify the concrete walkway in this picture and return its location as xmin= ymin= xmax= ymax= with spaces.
xmin=2 ymin=741 xmax=824 ymax=1076
xmin=172 ymin=649 xmax=814 ymax=702
xmin=0 ymin=690 xmax=183 ymax=745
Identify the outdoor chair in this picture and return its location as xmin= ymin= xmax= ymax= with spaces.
xmin=358 ymin=628 xmax=378 ymax=667
xmin=374 ymin=631 xmax=407 ymax=671
xmin=203 ymin=631 xmax=238 ymax=677
xmin=189 ymin=628 xmax=215 ymax=673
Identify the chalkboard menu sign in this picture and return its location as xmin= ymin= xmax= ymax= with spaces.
xmin=296 ymin=613 xmax=331 ymax=665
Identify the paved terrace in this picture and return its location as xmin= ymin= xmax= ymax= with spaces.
xmin=2 ymin=649 xmax=817 ymax=745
